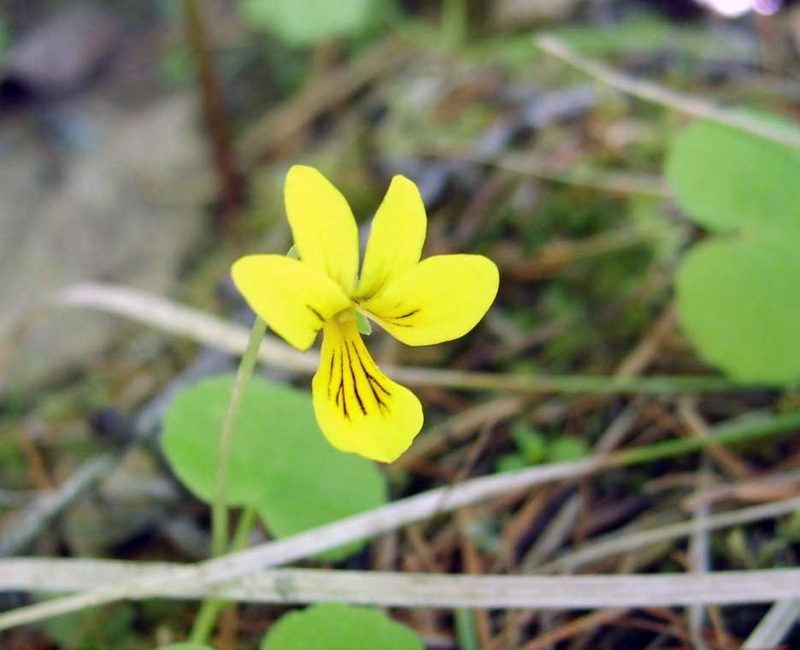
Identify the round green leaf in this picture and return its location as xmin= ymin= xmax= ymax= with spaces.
xmin=666 ymin=121 xmax=800 ymax=235
xmin=162 ymin=376 xmax=387 ymax=560
xmin=676 ymin=235 xmax=800 ymax=383
xmin=242 ymin=0 xmax=389 ymax=46
xmin=261 ymin=603 xmax=424 ymax=650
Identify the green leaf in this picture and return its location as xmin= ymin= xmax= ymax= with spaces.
xmin=159 ymin=646 xmax=214 ymax=650
xmin=511 ymin=424 xmax=547 ymax=465
xmin=242 ymin=0 xmax=393 ymax=47
xmin=260 ymin=603 xmax=424 ymax=650
xmin=666 ymin=121 xmax=800 ymax=235
xmin=547 ymin=437 xmax=589 ymax=463
xmin=676 ymin=235 xmax=800 ymax=383
xmin=667 ymin=120 xmax=800 ymax=383
xmin=778 ymin=510 xmax=800 ymax=543
xmin=41 ymin=602 xmax=139 ymax=650
xmin=495 ymin=453 xmax=528 ymax=473
xmin=162 ymin=376 xmax=387 ymax=560
xmin=355 ymin=310 xmax=372 ymax=335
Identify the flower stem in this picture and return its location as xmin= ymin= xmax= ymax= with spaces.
xmin=212 ymin=316 xmax=266 ymax=558
xmin=190 ymin=506 xmax=258 ymax=643
xmin=194 ymin=316 xmax=265 ymax=643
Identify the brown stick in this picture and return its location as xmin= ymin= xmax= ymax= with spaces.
xmin=183 ymin=0 xmax=240 ymax=224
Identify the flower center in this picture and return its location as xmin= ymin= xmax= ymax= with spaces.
xmin=332 ymin=306 xmax=358 ymax=325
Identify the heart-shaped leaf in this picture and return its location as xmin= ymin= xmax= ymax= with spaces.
xmin=260 ymin=603 xmax=424 ymax=650
xmin=666 ymin=121 xmax=800 ymax=235
xmin=162 ymin=376 xmax=388 ymax=560
xmin=676 ymin=234 xmax=800 ymax=383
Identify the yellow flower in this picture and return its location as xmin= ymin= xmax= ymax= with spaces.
xmin=231 ymin=166 xmax=499 ymax=462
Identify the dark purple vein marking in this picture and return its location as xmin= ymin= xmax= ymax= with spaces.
xmin=379 ymin=307 xmax=419 ymax=328
xmin=391 ymin=308 xmax=419 ymax=320
xmin=335 ymin=347 xmax=349 ymax=420
xmin=345 ymin=343 xmax=367 ymax=416
xmin=350 ymin=341 xmax=391 ymax=414
xmin=327 ymin=349 xmax=335 ymax=399
xmin=306 ymin=304 xmax=324 ymax=322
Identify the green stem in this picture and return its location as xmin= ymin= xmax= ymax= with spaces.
xmin=442 ymin=0 xmax=468 ymax=49
xmin=455 ymin=609 xmax=481 ymax=650
xmin=611 ymin=411 xmax=800 ymax=468
xmin=190 ymin=507 xmax=258 ymax=643
xmin=193 ymin=316 xmax=265 ymax=644
xmin=212 ymin=317 xmax=266 ymax=558
xmin=230 ymin=506 xmax=258 ymax=549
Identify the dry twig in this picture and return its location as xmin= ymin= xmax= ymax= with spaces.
xmin=3 ymin=560 xmax=800 ymax=610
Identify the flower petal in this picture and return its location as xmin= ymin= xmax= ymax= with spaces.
xmin=232 ymin=255 xmax=352 ymax=352
xmin=360 ymin=254 xmax=499 ymax=347
xmin=285 ymin=165 xmax=360 ymax=292
xmin=356 ymin=175 xmax=427 ymax=300
xmin=312 ymin=318 xmax=423 ymax=463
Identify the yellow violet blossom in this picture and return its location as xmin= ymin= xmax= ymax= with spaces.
xmin=231 ymin=166 xmax=499 ymax=462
